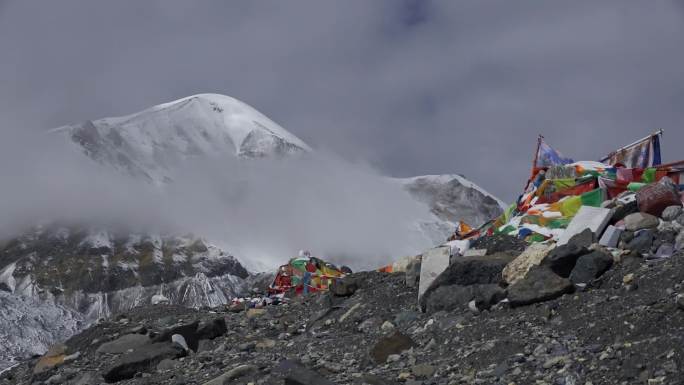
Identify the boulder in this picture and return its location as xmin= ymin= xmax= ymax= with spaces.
xmin=152 ymin=321 xmax=200 ymax=351
xmin=502 ymin=243 xmax=555 ymax=285
xmin=102 ymin=342 xmax=186 ymax=383
xmin=599 ymin=225 xmax=622 ymax=248
xmin=419 ymin=252 xmax=514 ymax=310
xmin=569 ymin=250 xmax=614 ymax=284
xmin=171 ymin=334 xmax=189 ymax=352
xmin=274 ymin=360 xmax=335 ymax=385
xmin=626 ymin=229 xmax=655 ymax=253
xmin=567 ymin=228 xmax=596 ymax=249
xmin=330 ymin=277 xmax=358 ymax=297
xmin=624 ymin=213 xmax=660 ymax=232
xmin=424 ymin=284 xmax=505 ymax=314
xmin=611 ymin=200 xmax=639 ymax=223
xmin=507 ymin=266 xmax=574 ymax=307
xmin=370 ymin=332 xmax=417 ymax=364
xmin=676 ymin=231 xmax=684 ymax=251
xmin=196 ymin=317 xmax=228 ymax=340
xmin=636 ymin=177 xmax=682 ymax=217
xmin=541 ymin=243 xmax=589 ymax=278
xmin=96 ymin=334 xmax=151 ymax=355
xmin=202 ymin=365 xmax=258 ymax=385
xmin=662 ymin=206 xmax=683 ymax=222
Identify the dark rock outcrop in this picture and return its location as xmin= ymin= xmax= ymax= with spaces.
xmin=102 ymin=342 xmax=185 ymax=383
xmin=541 ymin=243 xmax=589 ymax=277
xmin=508 ymin=266 xmax=574 ymax=307
xmin=569 ymin=250 xmax=614 ymax=284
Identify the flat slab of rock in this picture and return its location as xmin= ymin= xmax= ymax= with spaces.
xmin=507 ymin=266 xmax=574 ymax=307
xmin=503 ymin=243 xmax=555 ymax=285
xmin=102 ymin=342 xmax=185 ymax=383
xmin=417 ymin=246 xmax=451 ymax=302
xmin=96 ymin=333 xmax=151 ymax=354
xmin=557 ymin=206 xmax=613 ymax=246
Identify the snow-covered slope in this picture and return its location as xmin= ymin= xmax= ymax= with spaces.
xmin=53 ymin=94 xmax=311 ymax=182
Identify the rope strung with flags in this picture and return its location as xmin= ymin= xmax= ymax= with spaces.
xmin=599 ymin=130 xmax=663 ymax=169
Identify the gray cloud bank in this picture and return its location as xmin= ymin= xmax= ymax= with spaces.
xmin=2 ymin=1 xmax=684 ymax=202
xmin=0 ymin=126 xmax=437 ymax=269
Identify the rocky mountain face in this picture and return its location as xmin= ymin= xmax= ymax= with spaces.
xmin=399 ymin=174 xmax=505 ymax=227
xmin=0 ymin=225 xmax=248 ymax=370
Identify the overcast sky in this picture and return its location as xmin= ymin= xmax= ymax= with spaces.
xmin=1 ymin=0 xmax=683 ymax=202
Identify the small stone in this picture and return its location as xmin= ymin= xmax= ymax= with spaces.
xmin=171 ymin=334 xmax=189 ymax=351
xmin=387 ymin=354 xmax=401 ymax=362
xmin=623 ymin=273 xmax=635 ymax=284
xmin=397 ymin=372 xmax=412 ymax=380
xmin=676 ymin=294 xmax=684 ymax=310
xmin=202 ymin=364 xmax=259 ymax=385
xmin=467 ymin=300 xmax=479 ymax=313
xmin=662 ymin=206 xmax=683 ymax=221
xmin=381 ymin=321 xmax=396 ymax=332
xmin=543 ymin=356 xmax=567 ymax=369
xmin=256 ymin=339 xmax=276 ymax=349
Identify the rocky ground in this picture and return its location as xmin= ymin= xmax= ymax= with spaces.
xmin=3 ymin=245 xmax=684 ymax=385
xmin=4 ymin=204 xmax=684 ymax=385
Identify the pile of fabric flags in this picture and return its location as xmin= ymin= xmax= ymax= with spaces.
xmin=269 ymin=255 xmax=349 ymax=295
xmin=462 ymin=131 xmax=684 ymax=244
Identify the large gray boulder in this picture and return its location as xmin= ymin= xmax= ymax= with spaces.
xmin=419 ymin=252 xmax=514 ymax=310
xmin=541 ymin=243 xmax=589 ymax=278
xmin=507 ymin=266 xmax=574 ymax=307
xmin=102 ymin=342 xmax=186 ymax=383
xmin=569 ymin=250 xmax=614 ymax=284
xmin=96 ymin=334 xmax=151 ymax=355
xmin=424 ymin=284 xmax=506 ymax=314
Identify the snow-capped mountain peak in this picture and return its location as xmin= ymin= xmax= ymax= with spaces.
xmin=53 ymin=93 xmax=311 ymax=182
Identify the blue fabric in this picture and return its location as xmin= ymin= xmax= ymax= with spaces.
xmin=652 ymin=134 xmax=662 ymax=166
xmin=518 ymin=228 xmax=533 ymax=239
xmin=536 ymin=140 xmax=574 ymax=168
xmin=303 ymin=272 xmax=312 ymax=294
